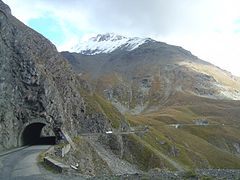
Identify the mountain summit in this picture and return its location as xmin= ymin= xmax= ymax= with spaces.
xmin=71 ymin=33 xmax=154 ymax=55
xmin=63 ymin=33 xmax=240 ymax=114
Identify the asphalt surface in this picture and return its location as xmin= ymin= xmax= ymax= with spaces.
xmin=0 ymin=145 xmax=83 ymax=180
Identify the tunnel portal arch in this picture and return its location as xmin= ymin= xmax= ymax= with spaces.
xmin=19 ymin=121 xmax=58 ymax=146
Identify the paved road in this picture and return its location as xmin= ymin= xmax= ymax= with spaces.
xmin=0 ymin=145 xmax=48 ymax=180
xmin=0 ymin=146 xmax=83 ymax=180
xmin=80 ymin=130 xmax=148 ymax=137
xmin=0 ymin=130 xmax=148 ymax=180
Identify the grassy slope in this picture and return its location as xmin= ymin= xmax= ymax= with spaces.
xmin=126 ymin=97 xmax=240 ymax=170
xmin=77 ymin=85 xmax=124 ymax=129
xmin=93 ymin=94 xmax=122 ymax=128
xmin=77 ymin=80 xmax=240 ymax=170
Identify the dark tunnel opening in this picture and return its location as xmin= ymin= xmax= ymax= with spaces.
xmin=21 ymin=123 xmax=56 ymax=146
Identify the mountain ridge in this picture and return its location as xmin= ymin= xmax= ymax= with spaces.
xmin=70 ymin=33 xmax=155 ymax=55
xmin=63 ymin=33 xmax=240 ymax=115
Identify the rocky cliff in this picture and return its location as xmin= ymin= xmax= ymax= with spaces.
xmin=0 ymin=0 xmax=125 ymax=150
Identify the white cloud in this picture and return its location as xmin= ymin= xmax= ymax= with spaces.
xmin=158 ymin=32 xmax=240 ymax=76
xmin=3 ymin=0 xmax=240 ymax=76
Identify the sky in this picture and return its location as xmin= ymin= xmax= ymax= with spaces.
xmin=4 ymin=0 xmax=240 ymax=76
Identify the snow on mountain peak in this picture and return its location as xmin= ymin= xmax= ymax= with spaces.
xmin=91 ymin=33 xmax=125 ymax=42
xmin=70 ymin=33 xmax=153 ymax=55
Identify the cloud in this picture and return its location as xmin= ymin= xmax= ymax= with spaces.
xmin=3 ymin=0 xmax=240 ymax=76
xmin=5 ymin=0 xmax=240 ymax=38
xmin=159 ymin=32 xmax=240 ymax=76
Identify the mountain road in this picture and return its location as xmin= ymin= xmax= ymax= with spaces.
xmin=0 ymin=145 xmax=80 ymax=180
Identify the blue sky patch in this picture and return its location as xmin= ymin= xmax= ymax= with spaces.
xmin=28 ymin=17 xmax=65 ymax=46
xmin=234 ymin=18 xmax=240 ymax=33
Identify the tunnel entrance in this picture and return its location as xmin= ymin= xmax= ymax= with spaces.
xmin=21 ymin=122 xmax=56 ymax=145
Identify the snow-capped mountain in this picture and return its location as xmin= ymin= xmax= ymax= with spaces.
xmin=64 ymin=33 xmax=240 ymax=109
xmin=70 ymin=33 xmax=153 ymax=55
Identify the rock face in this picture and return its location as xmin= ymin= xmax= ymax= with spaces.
xmin=0 ymin=0 xmax=11 ymax=15
xmin=0 ymin=1 xmax=115 ymax=150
